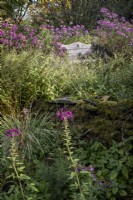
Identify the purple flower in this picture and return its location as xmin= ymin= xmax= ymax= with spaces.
xmin=100 ymin=8 xmax=109 ymax=14
xmin=23 ymin=26 xmax=30 ymax=31
xmin=11 ymin=25 xmax=18 ymax=32
xmin=5 ymin=128 xmax=21 ymax=138
xmin=116 ymin=31 xmax=127 ymax=37
xmin=89 ymin=165 xmax=94 ymax=172
xmin=82 ymin=165 xmax=87 ymax=171
xmin=2 ymin=22 xmax=9 ymax=28
xmin=18 ymin=33 xmax=24 ymax=40
xmin=75 ymin=167 xmax=79 ymax=172
xmin=56 ymin=108 xmax=74 ymax=121
xmin=9 ymin=31 xmax=17 ymax=39
xmin=75 ymin=165 xmax=88 ymax=173
xmin=0 ymin=29 xmax=6 ymax=37
xmin=2 ymin=39 xmax=9 ymax=45
xmin=31 ymin=36 xmax=38 ymax=45
xmin=100 ymin=8 xmax=118 ymax=19
xmin=120 ymin=17 xmax=126 ymax=23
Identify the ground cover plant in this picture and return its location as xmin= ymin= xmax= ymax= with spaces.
xmin=1 ymin=5 xmax=133 ymax=200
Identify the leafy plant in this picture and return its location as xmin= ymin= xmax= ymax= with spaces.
xmin=56 ymin=108 xmax=99 ymax=200
xmin=86 ymin=138 xmax=133 ymax=199
xmin=1 ymin=134 xmax=38 ymax=199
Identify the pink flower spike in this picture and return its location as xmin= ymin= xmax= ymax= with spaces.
xmin=56 ymin=108 xmax=74 ymax=121
xmin=5 ymin=128 xmax=21 ymax=138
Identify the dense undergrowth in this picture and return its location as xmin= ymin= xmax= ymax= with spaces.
xmin=1 ymin=8 xmax=133 ymax=200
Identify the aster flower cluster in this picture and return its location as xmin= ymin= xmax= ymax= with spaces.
xmin=56 ymin=108 xmax=74 ymax=121
xmin=43 ymin=24 xmax=89 ymax=41
xmin=96 ymin=8 xmax=133 ymax=47
xmin=0 ymin=22 xmax=44 ymax=49
xmin=41 ymin=24 xmax=89 ymax=56
xmin=5 ymin=128 xmax=21 ymax=138
xmin=0 ymin=21 xmax=89 ymax=54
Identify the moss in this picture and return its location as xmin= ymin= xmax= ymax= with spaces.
xmin=111 ymin=131 xmax=122 ymax=142
xmin=77 ymin=100 xmax=98 ymax=110
xmin=71 ymin=99 xmax=133 ymax=144
xmin=119 ymin=99 xmax=133 ymax=109
xmin=88 ymin=117 xmax=115 ymax=143
xmin=98 ymin=101 xmax=120 ymax=120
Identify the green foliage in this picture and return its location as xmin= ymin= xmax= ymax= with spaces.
xmin=86 ymin=55 xmax=133 ymax=99
xmin=1 ymin=138 xmax=38 ymax=199
xmin=1 ymin=45 xmax=133 ymax=117
xmin=29 ymin=0 xmax=133 ymax=29
xmin=1 ymin=50 xmax=61 ymax=115
xmin=1 ymin=48 xmax=96 ymax=115
xmin=1 ymin=112 xmax=57 ymax=161
xmin=1 ymin=107 xmax=133 ymax=200
xmin=34 ymin=158 xmax=70 ymax=200
xmin=0 ymin=0 xmax=31 ymax=20
xmin=86 ymin=138 xmax=133 ymax=199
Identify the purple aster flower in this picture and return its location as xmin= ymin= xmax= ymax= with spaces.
xmin=11 ymin=25 xmax=18 ymax=32
xmin=2 ymin=22 xmax=9 ymax=28
xmin=18 ymin=33 xmax=24 ymax=40
xmin=9 ymin=31 xmax=17 ymax=39
xmin=116 ymin=31 xmax=127 ymax=37
xmin=100 ymin=8 xmax=109 ymax=14
xmin=120 ymin=17 xmax=126 ymax=23
xmin=0 ymin=29 xmax=6 ymax=37
xmin=5 ymin=128 xmax=21 ymax=138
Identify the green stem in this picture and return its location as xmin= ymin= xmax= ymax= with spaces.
xmin=11 ymin=139 xmax=25 ymax=200
xmin=64 ymin=119 xmax=85 ymax=200
xmin=12 ymin=163 xmax=25 ymax=200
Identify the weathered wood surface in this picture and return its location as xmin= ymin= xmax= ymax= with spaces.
xmin=61 ymin=42 xmax=92 ymax=60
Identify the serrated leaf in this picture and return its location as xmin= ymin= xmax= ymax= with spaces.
xmin=96 ymin=170 xmax=102 ymax=177
xmin=18 ymin=166 xmax=25 ymax=171
xmin=119 ymin=190 xmax=127 ymax=196
xmin=106 ymin=191 xmax=111 ymax=198
xmin=112 ymin=187 xmax=118 ymax=194
xmin=73 ymin=159 xmax=79 ymax=162
xmin=20 ymin=174 xmax=31 ymax=180
xmin=7 ymin=185 xmax=15 ymax=194
xmin=29 ymin=185 xmax=38 ymax=192
xmin=122 ymin=165 xmax=128 ymax=178
xmin=110 ymin=197 xmax=116 ymax=200
xmin=71 ymin=172 xmax=76 ymax=178
xmin=110 ymin=170 xmax=118 ymax=180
